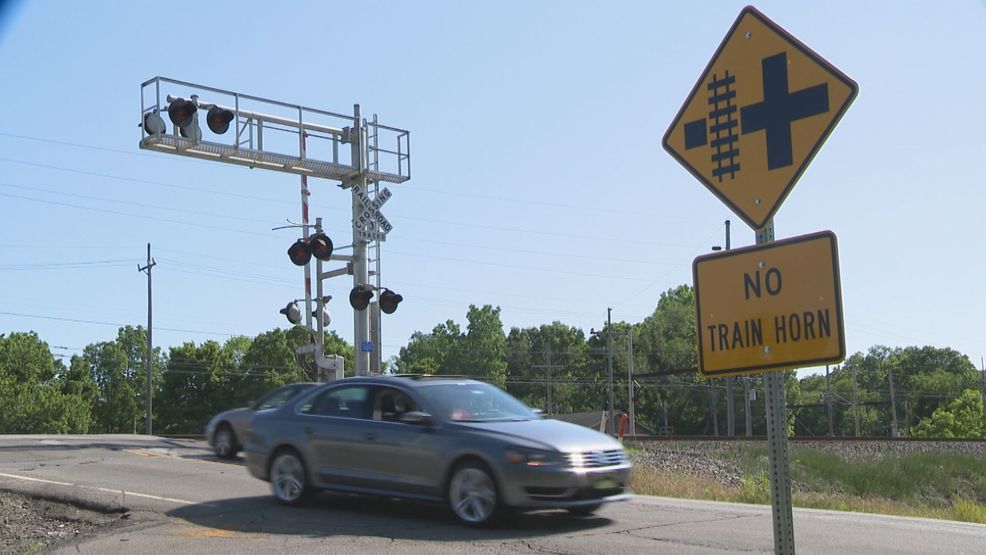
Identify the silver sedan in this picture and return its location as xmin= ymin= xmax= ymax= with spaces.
xmin=245 ymin=375 xmax=631 ymax=526
xmin=205 ymin=383 xmax=315 ymax=459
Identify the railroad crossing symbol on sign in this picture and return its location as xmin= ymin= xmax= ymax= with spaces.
xmin=352 ymin=184 xmax=393 ymax=242
xmin=692 ymin=230 xmax=846 ymax=378
xmin=663 ymin=6 xmax=858 ymax=230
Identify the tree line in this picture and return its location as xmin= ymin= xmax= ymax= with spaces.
xmin=1 ymin=285 xmax=983 ymax=437
xmin=0 ymin=326 xmax=352 ymax=434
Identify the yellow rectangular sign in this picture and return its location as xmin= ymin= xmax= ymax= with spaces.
xmin=693 ymin=231 xmax=845 ymax=378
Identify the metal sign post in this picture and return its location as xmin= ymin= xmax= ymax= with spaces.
xmin=757 ymin=220 xmax=795 ymax=554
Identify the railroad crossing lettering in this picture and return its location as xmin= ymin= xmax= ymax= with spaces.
xmin=351 ymin=184 xmax=394 ymax=240
xmin=352 ymin=184 xmax=391 ymax=214
xmin=663 ymin=6 xmax=858 ymax=230
xmin=692 ymin=231 xmax=845 ymax=378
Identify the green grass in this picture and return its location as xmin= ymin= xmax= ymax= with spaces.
xmin=629 ymin=445 xmax=986 ymax=524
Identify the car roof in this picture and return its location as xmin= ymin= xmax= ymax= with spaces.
xmin=325 ymin=374 xmax=483 ymax=388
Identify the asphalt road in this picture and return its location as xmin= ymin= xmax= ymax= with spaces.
xmin=1 ymin=435 xmax=984 ymax=554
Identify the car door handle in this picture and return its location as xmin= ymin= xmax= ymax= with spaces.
xmin=363 ymin=433 xmax=377 ymax=441
xmin=303 ymin=427 xmax=314 ymax=435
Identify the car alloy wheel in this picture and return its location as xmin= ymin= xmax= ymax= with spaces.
xmin=214 ymin=425 xmax=235 ymax=459
xmin=270 ymin=451 xmax=309 ymax=506
xmin=448 ymin=462 xmax=498 ymax=525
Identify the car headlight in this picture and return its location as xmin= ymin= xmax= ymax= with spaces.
xmin=504 ymin=447 xmax=565 ymax=468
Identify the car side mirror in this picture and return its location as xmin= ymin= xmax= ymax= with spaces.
xmin=532 ymin=408 xmax=544 ymax=417
xmin=398 ymin=411 xmax=433 ymax=427
xmin=247 ymin=400 xmax=258 ymax=410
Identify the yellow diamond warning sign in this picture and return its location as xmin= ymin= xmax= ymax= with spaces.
xmin=693 ymin=230 xmax=845 ymax=378
xmin=663 ymin=7 xmax=858 ymax=230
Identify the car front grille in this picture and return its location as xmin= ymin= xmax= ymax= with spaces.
xmin=567 ymin=449 xmax=626 ymax=468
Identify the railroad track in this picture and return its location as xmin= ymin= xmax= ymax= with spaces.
xmin=158 ymin=433 xmax=986 ymax=443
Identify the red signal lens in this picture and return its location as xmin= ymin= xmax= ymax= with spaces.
xmin=308 ymin=233 xmax=333 ymax=261
xmin=287 ymin=239 xmax=312 ymax=266
xmin=349 ymin=285 xmax=374 ymax=311
xmin=379 ymin=289 xmax=403 ymax=314
xmin=167 ymin=99 xmax=196 ymax=128
xmin=206 ymin=107 xmax=234 ymax=134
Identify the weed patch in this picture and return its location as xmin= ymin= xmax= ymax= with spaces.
xmin=629 ymin=442 xmax=986 ymax=524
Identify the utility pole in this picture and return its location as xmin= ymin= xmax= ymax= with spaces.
xmin=888 ymin=363 xmax=899 ymax=437
xmin=709 ymin=380 xmax=719 ymax=436
xmin=723 ymin=220 xmax=735 ymax=437
xmin=825 ymin=365 xmax=834 ymax=436
xmin=533 ymin=343 xmax=563 ymax=415
xmin=607 ymin=308 xmax=615 ymax=435
xmin=851 ymin=364 xmax=861 ymax=436
xmin=546 ymin=344 xmax=553 ymax=415
xmin=711 ymin=219 xmax=735 ymax=436
xmin=743 ymin=377 xmax=753 ymax=437
xmin=725 ymin=377 xmax=735 ymax=436
xmin=627 ymin=328 xmax=635 ymax=436
xmin=981 ymin=357 xmax=985 ymax=429
xmin=137 ymin=244 xmax=156 ymax=435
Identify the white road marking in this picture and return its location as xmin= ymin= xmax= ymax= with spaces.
xmin=0 ymin=471 xmax=212 ymax=506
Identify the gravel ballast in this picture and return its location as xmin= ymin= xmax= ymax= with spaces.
xmin=626 ymin=438 xmax=986 ymax=489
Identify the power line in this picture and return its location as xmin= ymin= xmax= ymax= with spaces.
xmin=0 ymin=155 xmax=700 ymax=248
xmin=0 ymin=186 xmax=696 ymax=275
xmin=0 ymin=131 xmax=174 ymax=159
xmin=0 ymin=259 xmax=133 ymax=271
xmin=386 ymin=249 xmax=656 ymax=282
xmin=0 ymin=182 xmax=280 ymax=226
xmin=0 ymin=190 xmax=281 ymax=239
xmin=0 ymin=156 xmax=291 ymax=205
xmin=0 ymin=310 xmax=233 ymax=337
xmin=0 ymin=132 xmax=674 ymax=220
xmin=613 ymin=222 xmax=725 ymax=310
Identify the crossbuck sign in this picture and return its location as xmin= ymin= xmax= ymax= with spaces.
xmin=352 ymin=184 xmax=393 ymax=242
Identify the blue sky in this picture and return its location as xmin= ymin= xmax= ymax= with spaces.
xmin=0 ymin=1 xmax=984 ymax=375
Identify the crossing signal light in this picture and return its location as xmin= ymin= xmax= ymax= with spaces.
xmin=313 ymin=305 xmax=331 ymax=326
xmin=279 ymin=301 xmax=302 ymax=325
xmin=286 ymin=234 xmax=334 ymax=266
xmin=142 ymin=110 xmax=166 ymax=135
xmin=206 ymin=106 xmax=234 ymax=134
xmin=167 ymin=98 xmax=200 ymax=140
xmin=379 ymin=289 xmax=403 ymax=314
xmin=308 ymin=233 xmax=333 ymax=261
xmin=167 ymin=98 xmax=196 ymax=127
xmin=349 ymin=284 xmax=373 ymax=311
xmin=314 ymin=295 xmax=332 ymax=326
xmin=287 ymin=239 xmax=312 ymax=266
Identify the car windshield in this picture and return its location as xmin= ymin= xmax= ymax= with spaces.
xmin=417 ymin=382 xmax=538 ymax=422
xmin=255 ymin=384 xmax=315 ymax=411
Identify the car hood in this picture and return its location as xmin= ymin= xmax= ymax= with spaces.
xmin=453 ymin=418 xmax=622 ymax=452
xmin=211 ymin=407 xmax=252 ymax=425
